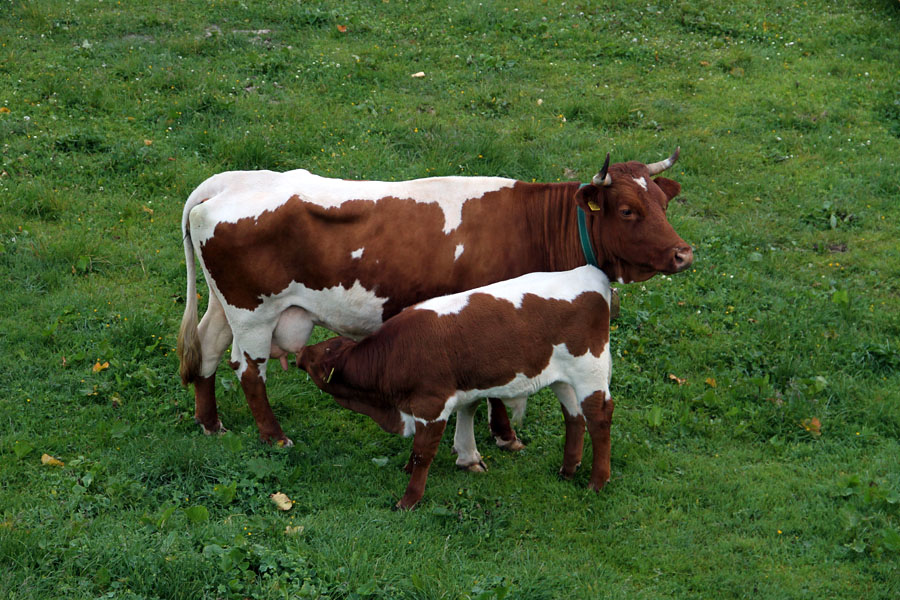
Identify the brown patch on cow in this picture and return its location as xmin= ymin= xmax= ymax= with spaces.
xmin=197 ymin=174 xmax=689 ymax=318
xmin=302 ymin=290 xmax=610 ymax=424
xmin=200 ymin=189 xmax=549 ymax=316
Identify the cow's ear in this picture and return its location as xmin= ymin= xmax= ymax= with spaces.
xmin=575 ymin=185 xmax=606 ymax=216
xmin=653 ymin=177 xmax=681 ymax=208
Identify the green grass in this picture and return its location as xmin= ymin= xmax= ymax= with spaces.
xmin=2 ymin=0 xmax=900 ymax=598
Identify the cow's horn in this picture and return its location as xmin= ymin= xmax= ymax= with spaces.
xmin=646 ymin=146 xmax=680 ymax=175
xmin=591 ymin=153 xmax=612 ymax=186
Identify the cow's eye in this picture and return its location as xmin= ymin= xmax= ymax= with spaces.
xmin=619 ymin=207 xmax=634 ymax=218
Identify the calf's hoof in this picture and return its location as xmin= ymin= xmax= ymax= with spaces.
xmin=393 ymin=497 xmax=420 ymax=511
xmin=495 ymin=436 xmax=525 ymax=452
xmin=457 ymin=459 xmax=488 ymax=473
xmin=558 ymin=462 xmax=581 ymax=480
xmin=587 ymin=478 xmax=609 ymax=493
xmin=196 ymin=418 xmax=227 ymax=436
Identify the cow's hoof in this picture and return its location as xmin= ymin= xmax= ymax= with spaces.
xmin=457 ymin=459 xmax=488 ymax=473
xmin=275 ymin=437 xmax=294 ymax=448
xmin=495 ymin=436 xmax=525 ymax=452
xmin=198 ymin=419 xmax=227 ymax=436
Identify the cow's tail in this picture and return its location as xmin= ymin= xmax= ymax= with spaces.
xmin=176 ymin=188 xmax=207 ymax=386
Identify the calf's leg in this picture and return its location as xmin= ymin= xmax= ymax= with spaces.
xmin=452 ymin=401 xmax=486 ymax=472
xmin=552 ymin=383 xmax=585 ymax=478
xmin=397 ymin=420 xmax=447 ymax=510
xmin=582 ymin=391 xmax=614 ymax=491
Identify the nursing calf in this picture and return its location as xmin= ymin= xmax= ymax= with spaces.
xmin=298 ymin=266 xmax=615 ymax=510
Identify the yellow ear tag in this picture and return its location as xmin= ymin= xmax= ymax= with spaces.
xmin=325 ymin=367 xmax=335 ymax=384
xmin=587 ymin=200 xmax=602 ymax=212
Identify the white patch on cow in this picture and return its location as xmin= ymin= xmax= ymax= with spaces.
xmin=454 ymin=342 xmax=611 ymax=407
xmin=454 ymin=244 xmax=464 ymax=261
xmin=188 ymin=169 xmax=516 ymax=242
xmin=633 ymin=176 xmax=648 ymax=191
xmin=208 ymin=276 xmax=388 ymax=372
xmin=351 ymin=247 xmax=364 ymax=259
xmin=415 ymin=265 xmax=610 ymax=317
xmin=399 ymin=412 xmax=417 ymax=437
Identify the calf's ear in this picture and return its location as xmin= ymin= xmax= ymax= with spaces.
xmin=653 ymin=177 xmax=681 ymax=208
xmin=575 ymin=185 xmax=606 ymax=216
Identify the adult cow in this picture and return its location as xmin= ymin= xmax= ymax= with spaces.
xmin=177 ymin=149 xmax=692 ymax=451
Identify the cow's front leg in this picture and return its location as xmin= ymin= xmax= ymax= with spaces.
xmin=397 ymin=420 xmax=446 ymax=510
xmin=488 ymin=398 xmax=525 ymax=451
xmin=193 ymin=293 xmax=232 ymax=434
xmin=582 ymin=391 xmax=614 ymax=491
xmin=452 ymin=401 xmax=486 ymax=472
xmin=233 ymin=352 xmax=292 ymax=447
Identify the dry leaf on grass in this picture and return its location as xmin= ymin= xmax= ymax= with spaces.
xmin=41 ymin=454 xmax=64 ymax=467
xmin=270 ymin=492 xmax=293 ymax=511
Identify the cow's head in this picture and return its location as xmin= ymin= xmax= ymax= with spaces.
xmin=575 ymin=148 xmax=693 ymax=284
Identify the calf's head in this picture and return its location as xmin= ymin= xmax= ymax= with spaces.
xmin=297 ymin=337 xmax=355 ymax=392
xmin=576 ymin=148 xmax=693 ymax=283
xmin=298 ymin=337 xmax=405 ymax=435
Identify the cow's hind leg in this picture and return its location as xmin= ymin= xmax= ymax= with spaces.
xmin=230 ymin=330 xmax=292 ymax=446
xmin=397 ymin=420 xmax=447 ymax=510
xmin=582 ymin=390 xmax=614 ymax=491
xmin=194 ymin=292 xmax=233 ymax=434
xmin=488 ymin=398 xmax=525 ymax=451
xmin=452 ymin=401 xmax=486 ymax=472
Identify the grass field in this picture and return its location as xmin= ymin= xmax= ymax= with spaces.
xmin=1 ymin=0 xmax=899 ymax=598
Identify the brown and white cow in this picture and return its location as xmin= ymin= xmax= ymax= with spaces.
xmin=177 ymin=150 xmax=692 ymax=448
xmin=298 ymin=266 xmax=616 ymax=509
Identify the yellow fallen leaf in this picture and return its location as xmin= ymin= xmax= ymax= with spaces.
xmin=41 ymin=453 xmax=64 ymax=467
xmin=285 ymin=525 xmax=304 ymax=536
xmin=144 ymin=139 xmax=153 ymax=146
xmin=705 ymin=377 xmax=717 ymax=388
xmin=0 ymin=107 xmax=10 ymax=114
xmin=801 ymin=417 xmax=822 ymax=437
xmin=410 ymin=71 xmax=425 ymax=78
xmin=92 ymin=361 xmax=109 ymax=373
xmin=668 ymin=374 xmax=687 ymax=385
xmin=270 ymin=492 xmax=293 ymax=511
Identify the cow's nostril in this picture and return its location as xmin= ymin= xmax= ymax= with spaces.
xmin=673 ymin=246 xmax=693 ymax=270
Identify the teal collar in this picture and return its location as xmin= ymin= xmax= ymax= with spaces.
xmin=576 ymin=184 xmax=599 ymax=268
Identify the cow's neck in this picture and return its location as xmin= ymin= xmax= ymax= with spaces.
xmin=521 ymin=181 xmax=592 ymax=273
